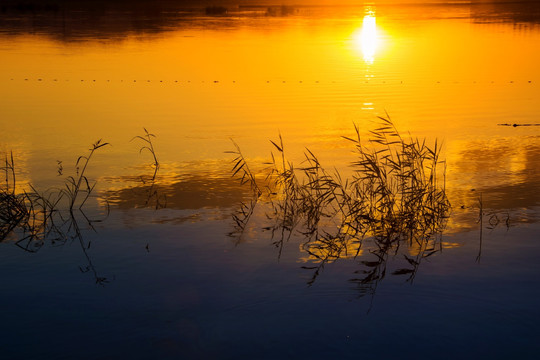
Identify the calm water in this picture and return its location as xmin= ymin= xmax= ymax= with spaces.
xmin=1 ymin=1 xmax=539 ymax=359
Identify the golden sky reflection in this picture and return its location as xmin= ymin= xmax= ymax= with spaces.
xmin=446 ymin=135 xmax=540 ymax=209
xmin=1 ymin=5 xmax=539 ymax=235
xmin=105 ymin=172 xmax=250 ymax=211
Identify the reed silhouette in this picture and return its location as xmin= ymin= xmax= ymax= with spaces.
xmin=0 ymin=140 xmax=112 ymax=283
xmin=127 ymin=128 xmax=165 ymax=209
xmin=229 ymin=115 xmax=451 ymax=289
xmin=132 ymin=128 xmax=160 ymax=180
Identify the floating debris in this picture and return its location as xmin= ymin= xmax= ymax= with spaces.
xmin=498 ymin=123 xmax=540 ymax=127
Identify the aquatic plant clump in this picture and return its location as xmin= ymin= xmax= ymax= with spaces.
xmin=0 ymin=130 xmax=161 ymax=248
xmin=0 ymin=152 xmax=28 ymax=240
xmin=343 ymin=116 xmax=450 ymax=242
xmin=0 ymin=133 xmax=166 ymax=284
xmin=229 ymin=115 xmax=451 ymax=285
xmin=0 ymin=192 xmax=26 ymax=240
xmin=0 ymin=140 xmax=110 ymax=245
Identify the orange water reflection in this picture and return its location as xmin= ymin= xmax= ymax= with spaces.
xmin=0 ymin=4 xmax=539 ymax=224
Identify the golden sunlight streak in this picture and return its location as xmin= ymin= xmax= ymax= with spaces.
xmin=356 ymin=9 xmax=379 ymax=64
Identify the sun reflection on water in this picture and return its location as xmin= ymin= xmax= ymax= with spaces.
xmin=357 ymin=8 xmax=379 ymax=64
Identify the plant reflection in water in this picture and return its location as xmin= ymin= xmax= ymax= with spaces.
xmin=0 ymin=130 xmax=167 ymax=284
xmin=1 ymin=142 xmax=110 ymax=285
xmin=229 ymin=115 xmax=452 ymax=295
xmin=0 ymin=119 xmax=521 ymax=292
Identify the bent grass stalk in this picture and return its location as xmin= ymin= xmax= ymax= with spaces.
xmin=132 ymin=128 xmax=159 ymax=181
xmin=225 ymin=139 xmax=263 ymax=236
xmin=64 ymin=139 xmax=110 ymax=210
xmin=131 ymin=128 xmax=166 ymax=208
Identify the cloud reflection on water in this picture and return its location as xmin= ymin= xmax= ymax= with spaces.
xmin=447 ymin=135 xmax=540 ymax=213
xmin=105 ymin=172 xmax=249 ymax=211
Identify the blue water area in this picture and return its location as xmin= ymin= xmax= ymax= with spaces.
xmin=1 ymin=206 xmax=539 ymax=359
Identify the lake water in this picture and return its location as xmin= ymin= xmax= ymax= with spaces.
xmin=1 ymin=1 xmax=539 ymax=359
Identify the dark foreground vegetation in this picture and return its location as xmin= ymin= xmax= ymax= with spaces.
xmin=1 ymin=116 xmax=451 ymax=289
xmin=228 ymin=116 xmax=451 ymax=287
xmin=0 ymin=116 xmax=519 ymax=292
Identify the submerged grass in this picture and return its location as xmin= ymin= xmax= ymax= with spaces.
xmin=0 ymin=152 xmax=26 ymax=240
xmin=0 ymin=139 xmax=117 ymax=284
xmin=0 ymin=130 xmax=165 ymax=272
xmin=229 ymin=115 xmax=451 ymax=288
xmin=0 ymin=140 xmax=110 ymax=247
xmin=1 ymin=141 xmax=112 ymax=256
xmin=0 ymin=129 xmax=165 ymax=250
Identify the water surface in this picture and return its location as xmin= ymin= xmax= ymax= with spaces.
xmin=0 ymin=1 xmax=539 ymax=359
